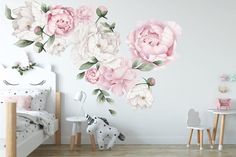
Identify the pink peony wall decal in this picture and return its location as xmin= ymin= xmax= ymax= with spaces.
xmin=5 ymin=0 xmax=182 ymax=114
xmin=128 ymin=20 xmax=181 ymax=67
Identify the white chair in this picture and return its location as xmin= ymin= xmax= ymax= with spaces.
xmin=187 ymin=109 xmax=213 ymax=150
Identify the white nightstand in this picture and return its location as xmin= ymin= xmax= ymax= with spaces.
xmin=66 ymin=116 xmax=96 ymax=151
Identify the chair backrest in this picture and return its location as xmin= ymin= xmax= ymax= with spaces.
xmin=187 ymin=108 xmax=201 ymax=127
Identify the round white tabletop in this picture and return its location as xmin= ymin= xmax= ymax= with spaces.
xmin=208 ymin=109 xmax=236 ymax=115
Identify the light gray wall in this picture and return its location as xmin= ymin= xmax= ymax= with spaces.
xmin=0 ymin=0 xmax=236 ymax=144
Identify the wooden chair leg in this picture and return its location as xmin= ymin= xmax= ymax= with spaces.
xmin=197 ymin=130 xmax=200 ymax=145
xmin=200 ymin=130 xmax=203 ymax=150
xmin=89 ymin=134 xmax=96 ymax=151
xmin=207 ymin=129 xmax=213 ymax=149
xmin=187 ymin=129 xmax=193 ymax=147
xmin=219 ymin=115 xmax=225 ymax=151
xmin=212 ymin=114 xmax=219 ymax=145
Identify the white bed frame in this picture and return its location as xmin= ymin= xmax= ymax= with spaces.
xmin=0 ymin=64 xmax=61 ymax=157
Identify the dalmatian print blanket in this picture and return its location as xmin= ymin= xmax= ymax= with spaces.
xmin=17 ymin=111 xmax=56 ymax=136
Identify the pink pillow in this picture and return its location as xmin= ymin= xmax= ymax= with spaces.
xmin=5 ymin=96 xmax=32 ymax=111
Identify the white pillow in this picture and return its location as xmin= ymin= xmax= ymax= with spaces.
xmin=31 ymin=89 xmax=49 ymax=111
xmin=0 ymin=89 xmax=49 ymax=111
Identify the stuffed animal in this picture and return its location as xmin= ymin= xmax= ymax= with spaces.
xmin=85 ymin=114 xmax=125 ymax=150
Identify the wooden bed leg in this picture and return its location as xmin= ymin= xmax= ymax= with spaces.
xmin=6 ymin=102 xmax=16 ymax=157
xmin=55 ymin=92 xmax=61 ymax=144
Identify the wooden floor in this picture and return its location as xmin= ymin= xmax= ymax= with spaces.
xmin=29 ymin=144 xmax=236 ymax=157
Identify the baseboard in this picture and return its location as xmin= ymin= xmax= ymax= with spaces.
xmin=61 ymin=136 xmax=236 ymax=144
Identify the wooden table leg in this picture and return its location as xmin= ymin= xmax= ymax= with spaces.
xmin=70 ymin=135 xmax=76 ymax=150
xmin=200 ymin=130 xmax=203 ymax=150
xmin=187 ymin=129 xmax=193 ymax=147
xmin=197 ymin=130 xmax=200 ymax=145
xmin=70 ymin=122 xmax=77 ymax=150
xmin=89 ymin=134 xmax=96 ymax=151
xmin=219 ymin=115 xmax=225 ymax=151
xmin=207 ymin=129 xmax=213 ymax=149
xmin=76 ymin=132 xmax=81 ymax=147
xmin=212 ymin=114 xmax=219 ymax=145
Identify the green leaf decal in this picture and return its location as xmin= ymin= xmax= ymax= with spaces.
xmin=101 ymin=90 xmax=110 ymax=96
xmin=77 ymin=72 xmax=85 ymax=79
xmin=79 ymin=62 xmax=95 ymax=70
xmin=96 ymin=63 xmax=100 ymax=70
xmin=92 ymin=89 xmax=100 ymax=95
xmin=153 ymin=60 xmax=162 ymax=66
xmin=91 ymin=57 xmax=98 ymax=63
xmin=15 ymin=40 xmax=34 ymax=48
xmin=109 ymin=109 xmax=117 ymax=116
xmin=5 ymin=6 xmax=15 ymax=20
xmin=110 ymin=23 xmax=116 ymax=29
xmin=132 ymin=59 xmax=142 ymax=68
xmin=97 ymin=93 xmax=105 ymax=103
xmin=47 ymin=35 xmax=55 ymax=46
xmin=106 ymin=98 xmax=114 ymax=104
xmin=96 ymin=8 xmax=102 ymax=17
xmin=102 ymin=22 xmax=110 ymax=28
xmin=41 ymin=4 xmax=50 ymax=13
xmin=137 ymin=63 xmax=155 ymax=71
xmin=35 ymin=42 xmax=44 ymax=48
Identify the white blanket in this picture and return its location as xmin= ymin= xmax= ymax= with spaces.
xmin=17 ymin=111 xmax=55 ymax=136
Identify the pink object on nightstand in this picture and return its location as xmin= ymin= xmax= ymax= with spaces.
xmin=217 ymin=98 xmax=232 ymax=110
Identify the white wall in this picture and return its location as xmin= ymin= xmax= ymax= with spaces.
xmin=0 ymin=0 xmax=236 ymax=144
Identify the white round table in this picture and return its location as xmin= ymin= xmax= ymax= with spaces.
xmin=66 ymin=116 xmax=96 ymax=151
xmin=208 ymin=109 xmax=236 ymax=151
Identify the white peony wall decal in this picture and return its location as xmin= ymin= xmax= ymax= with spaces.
xmin=5 ymin=0 xmax=182 ymax=114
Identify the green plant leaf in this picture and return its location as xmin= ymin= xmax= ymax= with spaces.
xmin=110 ymin=23 xmax=116 ymax=29
xmin=132 ymin=59 xmax=142 ymax=68
xmin=19 ymin=71 xmax=23 ymax=75
xmin=79 ymin=62 xmax=95 ymax=70
xmin=102 ymin=22 xmax=110 ymax=28
xmin=101 ymin=96 xmax=106 ymax=103
xmin=35 ymin=42 xmax=44 ymax=48
xmin=106 ymin=98 xmax=114 ymax=104
xmin=96 ymin=63 xmax=100 ymax=70
xmin=137 ymin=63 xmax=155 ymax=71
xmin=96 ymin=8 xmax=102 ymax=17
xmin=101 ymin=90 xmax=110 ymax=96
xmin=47 ymin=34 xmax=55 ymax=46
xmin=91 ymin=57 xmax=98 ymax=63
xmin=104 ymin=30 xmax=112 ymax=33
xmin=93 ymin=89 xmax=100 ymax=95
xmin=15 ymin=40 xmax=34 ymax=48
xmin=38 ymin=47 xmax=44 ymax=53
xmin=109 ymin=109 xmax=116 ymax=116
xmin=77 ymin=72 xmax=85 ymax=79
xmin=5 ymin=6 xmax=15 ymax=20
xmin=97 ymin=93 xmax=105 ymax=103
xmin=41 ymin=4 xmax=50 ymax=13
xmin=153 ymin=60 xmax=162 ymax=66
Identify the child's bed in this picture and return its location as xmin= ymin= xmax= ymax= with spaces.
xmin=0 ymin=64 xmax=61 ymax=157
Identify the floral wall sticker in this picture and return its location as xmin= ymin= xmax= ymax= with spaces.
xmin=5 ymin=0 xmax=182 ymax=113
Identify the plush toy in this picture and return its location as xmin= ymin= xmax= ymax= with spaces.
xmin=85 ymin=114 xmax=125 ymax=150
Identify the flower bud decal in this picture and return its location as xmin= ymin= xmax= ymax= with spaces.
xmin=34 ymin=26 xmax=43 ymax=35
xmin=147 ymin=77 xmax=156 ymax=86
